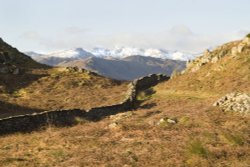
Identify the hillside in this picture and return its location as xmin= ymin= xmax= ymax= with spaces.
xmin=0 ymin=38 xmax=44 ymax=69
xmin=0 ymin=39 xmax=128 ymax=118
xmin=0 ymin=37 xmax=249 ymax=167
xmin=59 ymin=55 xmax=185 ymax=80
xmin=165 ymin=37 xmax=250 ymax=94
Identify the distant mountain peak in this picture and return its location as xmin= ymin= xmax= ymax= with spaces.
xmin=46 ymin=48 xmax=93 ymax=59
xmin=90 ymin=47 xmax=196 ymax=61
xmin=26 ymin=46 xmax=197 ymax=61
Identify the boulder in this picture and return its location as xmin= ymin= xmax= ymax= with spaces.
xmin=213 ymin=92 xmax=250 ymax=114
xmin=242 ymin=37 xmax=250 ymax=45
xmin=108 ymin=122 xmax=119 ymax=129
xmin=157 ymin=117 xmax=177 ymax=125
xmin=13 ymin=68 xmax=20 ymax=75
xmin=211 ymin=56 xmax=219 ymax=63
xmin=231 ymin=46 xmax=239 ymax=57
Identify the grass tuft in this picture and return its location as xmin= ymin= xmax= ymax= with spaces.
xmin=188 ymin=140 xmax=209 ymax=158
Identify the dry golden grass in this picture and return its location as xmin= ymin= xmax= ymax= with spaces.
xmin=0 ymin=38 xmax=249 ymax=166
xmin=0 ymin=86 xmax=249 ymax=167
xmin=166 ymin=45 xmax=250 ymax=95
xmin=0 ymin=67 xmax=128 ymax=118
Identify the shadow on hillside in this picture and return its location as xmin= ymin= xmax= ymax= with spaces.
xmin=140 ymin=102 xmax=157 ymax=109
xmin=0 ymin=69 xmax=49 ymax=93
xmin=0 ymin=100 xmax=44 ymax=119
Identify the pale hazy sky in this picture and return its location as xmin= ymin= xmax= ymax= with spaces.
xmin=0 ymin=0 xmax=249 ymax=53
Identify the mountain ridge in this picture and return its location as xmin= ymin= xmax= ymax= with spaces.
xmin=58 ymin=55 xmax=186 ymax=80
xmin=26 ymin=47 xmax=197 ymax=61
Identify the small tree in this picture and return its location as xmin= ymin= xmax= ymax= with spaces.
xmin=246 ymin=33 xmax=250 ymax=38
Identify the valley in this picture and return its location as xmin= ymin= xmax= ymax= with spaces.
xmin=0 ymin=36 xmax=249 ymax=167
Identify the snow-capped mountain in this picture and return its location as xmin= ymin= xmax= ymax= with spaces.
xmin=26 ymin=47 xmax=197 ymax=61
xmin=25 ymin=48 xmax=94 ymax=66
xmin=25 ymin=48 xmax=188 ymax=80
xmin=89 ymin=47 xmax=196 ymax=61
xmin=46 ymin=48 xmax=93 ymax=59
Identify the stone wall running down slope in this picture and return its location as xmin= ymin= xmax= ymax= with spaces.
xmin=0 ymin=74 xmax=169 ymax=135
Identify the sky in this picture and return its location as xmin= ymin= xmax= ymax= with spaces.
xmin=0 ymin=0 xmax=250 ymax=53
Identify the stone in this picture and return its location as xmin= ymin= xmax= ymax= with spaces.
xmin=157 ymin=117 xmax=177 ymax=125
xmin=191 ymin=66 xmax=200 ymax=73
xmin=66 ymin=66 xmax=81 ymax=73
xmin=110 ymin=112 xmax=133 ymax=121
xmin=231 ymin=47 xmax=238 ymax=57
xmin=213 ymin=92 xmax=250 ymax=114
xmin=204 ymin=49 xmax=211 ymax=56
xmin=167 ymin=118 xmax=177 ymax=124
xmin=237 ymin=44 xmax=245 ymax=53
xmin=13 ymin=68 xmax=20 ymax=75
xmin=242 ymin=37 xmax=250 ymax=45
xmin=211 ymin=57 xmax=219 ymax=63
xmin=108 ymin=122 xmax=119 ymax=129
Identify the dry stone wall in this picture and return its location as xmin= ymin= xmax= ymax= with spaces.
xmin=0 ymin=73 xmax=169 ymax=135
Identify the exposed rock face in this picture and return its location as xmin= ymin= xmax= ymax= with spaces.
xmin=0 ymin=51 xmax=21 ymax=75
xmin=0 ymin=65 xmax=20 ymax=75
xmin=231 ymin=37 xmax=250 ymax=57
xmin=213 ymin=92 xmax=250 ymax=114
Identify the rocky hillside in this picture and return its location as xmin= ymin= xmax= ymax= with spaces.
xmin=167 ymin=36 xmax=250 ymax=94
xmin=59 ymin=55 xmax=185 ymax=80
xmin=0 ymin=38 xmax=45 ymax=68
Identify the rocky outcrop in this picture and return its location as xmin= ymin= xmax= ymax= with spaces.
xmin=183 ymin=37 xmax=250 ymax=73
xmin=231 ymin=37 xmax=250 ymax=57
xmin=213 ymin=92 xmax=250 ymax=114
xmin=0 ymin=52 xmax=20 ymax=75
xmin=0 ymin=73 xmax=169 ymax=135
xmin=0 ymin=64 xmax=20 ymax=75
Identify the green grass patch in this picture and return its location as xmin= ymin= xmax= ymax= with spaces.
xmin=188 ymin=140 xmax=209 ymax=158
xmin=49 ymin=149 xmax=67 ymax=160
xmin=222 ymin=133 xmax=244 ymax=146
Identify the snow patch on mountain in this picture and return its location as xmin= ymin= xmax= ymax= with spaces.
xmin=26 ymin=47 xmax=198 ymax=61
xmin=46 ymin=48 xmax=93 ymax=59
xmin=90 ymin=47 xmax=196 ymax=61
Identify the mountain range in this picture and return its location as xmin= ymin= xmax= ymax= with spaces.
xmin=25 ymin=47 xmax=192 ymax=80
xmin=26 ymin=47 xmax=196 ymax=60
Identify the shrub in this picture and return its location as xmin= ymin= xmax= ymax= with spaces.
xmin=246 ymin=33 xmax=250 ymax=38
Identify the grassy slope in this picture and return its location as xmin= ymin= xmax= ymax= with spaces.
xmin=166 ymin=40 xmax=250 ymax=95
xmin=0 ymin=67 xmax=128 ymax=118
xmin=0 ymin=39 xmax=249 ymax=166
xmin=0 ymin=40 xmax=128 ymax=118
xmin=0 ymin=87 xmax=249 ymax=167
